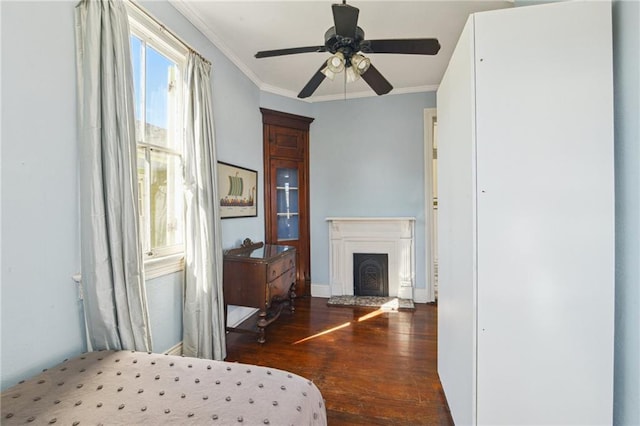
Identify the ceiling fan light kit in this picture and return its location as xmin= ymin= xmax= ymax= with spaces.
xmin=326 ymin=52 xmax=346 ymax=73
xmin=351 ymin=54 xmax=370 ymax=74
xmin=255 ymin=1 xmax=441 ymax=99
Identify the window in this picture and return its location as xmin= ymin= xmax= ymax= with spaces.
xmin=128 ymin=4 xmax=188 ymax=278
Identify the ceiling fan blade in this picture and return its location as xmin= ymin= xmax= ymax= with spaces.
xmin=332 ymin=3 xmax=359 ymax=39
xmin=255 ymin=46 xmax=326 ymax=58
xmin=298 ymin=63 xmax=328 ymax=99
xmin=361 ymin=63 xmax=393 ymax=96
xmin=362 ymin=38 xmax=441 ymax=55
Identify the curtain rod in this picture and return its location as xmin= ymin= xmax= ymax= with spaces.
xmin=127 ymin=0 xmax=211 ymax=66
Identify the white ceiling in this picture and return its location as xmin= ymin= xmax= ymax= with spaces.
xmin=169 ymin=1 xmax=513 ymax=102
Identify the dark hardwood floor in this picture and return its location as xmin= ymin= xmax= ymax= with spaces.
xmin=225 ymin=297 xmax=453 ymax=425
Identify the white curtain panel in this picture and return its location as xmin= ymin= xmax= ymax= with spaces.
xmin=74 ymin=0 xmax=152 ymax=352
xmin=182 ymin=53 xmax=226 ymax=360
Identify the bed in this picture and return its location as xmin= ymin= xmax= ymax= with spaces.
xmin=1 ymin=350 xmax=326 ymax=425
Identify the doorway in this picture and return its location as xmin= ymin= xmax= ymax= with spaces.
xmin=424 ymin=108 xmax=438 ymax=302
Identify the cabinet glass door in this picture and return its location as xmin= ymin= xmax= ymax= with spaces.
xmin=276 ymin=167 xmax=299 ymax=241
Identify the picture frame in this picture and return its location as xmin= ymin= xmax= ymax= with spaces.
xmin=217 ymin=161 xmax=258 ymax=219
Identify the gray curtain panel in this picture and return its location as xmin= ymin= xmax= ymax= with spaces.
xmin=75 ymin=0 xmax=152 ymax=352
xmin=182 ymin=52 xmax=226 ymax=360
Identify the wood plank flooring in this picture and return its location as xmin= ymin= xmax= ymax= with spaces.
xmin=225 ymin=297 xmax=453 ymax=425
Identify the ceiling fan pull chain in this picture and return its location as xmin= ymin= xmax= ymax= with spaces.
xmin=344 ymin=69 xmax=347 ymax=101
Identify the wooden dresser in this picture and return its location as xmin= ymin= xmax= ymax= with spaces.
xmin=223 ymin=240 xmax=296 ymax=343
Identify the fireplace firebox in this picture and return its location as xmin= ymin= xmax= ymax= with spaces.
xmin=353 ymin=253 xmax=389 ymax=297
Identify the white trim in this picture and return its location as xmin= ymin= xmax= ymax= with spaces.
xmin=127 ymin=2 xmax=188 ymax=61
xmin=72 ymin=274 xmax=94 ymax=352
xmin=310 ymin=283 xmax=332 ymax=299
xmin=144 ymin=254 xmax=185 ymax=280
xmin=326 ymin=216 xmax=416 ymax=222
xmin=424 ymin=108 xmax=437 ymax=303
xmin=164 ymin=342 xmax=183 ymax=356
xmin=413 ymin=287 xmax=430 ymax=304
xmin=270 ymin=84 xmax=441 ymax=103
xmin=168 ymin=0 xmax=263 ymax=88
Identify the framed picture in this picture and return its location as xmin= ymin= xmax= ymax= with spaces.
xmin=217 ymin=161 xmax=258 ymax=219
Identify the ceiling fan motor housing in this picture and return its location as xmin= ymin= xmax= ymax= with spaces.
xmin=324 ymin=26 xmax=365 ymax=63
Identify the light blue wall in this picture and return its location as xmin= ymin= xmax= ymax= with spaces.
xmin=612 ymin=1 xmax=639 ymax=424
xmin=309 ymin=92 xmax=436 ymax=294
xmin=0 ymin=0 xmax=265 ymax=390
xmin=145 ymin=272 xmax=183 ymax=353
xmin=1 ymin=0 xmax=85 ymax=390
xmin=260 ymin=91 xmax=314 ymax=118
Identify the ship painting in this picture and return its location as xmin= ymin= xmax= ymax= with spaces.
xmin=217 ymin=162 xmax=258 ymax=218
xmin=220 ymin=172 xmax=255 ymax=207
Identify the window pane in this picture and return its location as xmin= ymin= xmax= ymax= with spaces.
xmin=276 ymin=168 xmax=299 ymax=187
xmin=278 ymin=215 xmax=299 ymax=241
xmin=277 ymin=186 xmax=299 ymax=213
xmin=145 ymin=46 xmax=178 ymax=150
xmin=149 ymin=150 xmax=183 ymax=250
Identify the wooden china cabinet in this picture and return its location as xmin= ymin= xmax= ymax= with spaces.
xmin=260 ymin=108 xmax=314 ymax=297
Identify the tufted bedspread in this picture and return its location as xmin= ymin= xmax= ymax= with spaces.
xmin=1 ymin=350 xmax=326 ymax=425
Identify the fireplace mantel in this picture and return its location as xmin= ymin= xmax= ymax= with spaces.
xmin=326 ymin=217 xmax=415 ymax=299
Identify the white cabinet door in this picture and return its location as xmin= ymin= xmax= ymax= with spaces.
xmin=474 ymin=2 xmax=614 ymax=425
xmin=438 ymin=1 xmax=614 ymax=425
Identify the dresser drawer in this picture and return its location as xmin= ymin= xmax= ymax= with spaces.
xmin=266 ymin=268 xmax=296 ymax=306
xmin=267 ymin=253 xmax=295 ymax=281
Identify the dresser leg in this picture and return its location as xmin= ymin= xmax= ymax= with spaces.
xmin=257 ymin=310 xmax=267 ymax=344
xmin=289 ymin=282 xmax=296 ymax=313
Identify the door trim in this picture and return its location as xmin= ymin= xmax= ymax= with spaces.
xmin=424 ymin=108 xmax=437 ymax=303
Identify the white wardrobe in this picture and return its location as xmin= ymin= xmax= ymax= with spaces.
xmin=437 ymin=1 xmax=614 ymax=425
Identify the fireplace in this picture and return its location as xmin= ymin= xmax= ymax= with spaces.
xmin=354 ymin=253 xmax=389 ymax=296
xmin=327 ymin=217 xmax=415 ymax=299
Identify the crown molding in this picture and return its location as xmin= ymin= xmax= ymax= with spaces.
xmin=261 ymin=83 xmax=440 ymax=103
xmin=168 ymin=0 xmax=263 ymax=89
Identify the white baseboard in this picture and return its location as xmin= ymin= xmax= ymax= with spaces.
xmin=414 ymin=287 xmax=433 ymax=303
xmin=310 ymin=283 xmax=331 ymax=298
xmin=164 ymin=342 xmax=183 ymax=356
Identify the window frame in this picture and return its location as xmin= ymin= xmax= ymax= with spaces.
xmin=127 ymin=2 xmax=189 ymax=279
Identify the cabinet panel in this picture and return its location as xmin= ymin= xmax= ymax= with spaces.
xmin=473 ymin=3 xmax=614 ymax=425
xmin=268 ymin=126 xmax=306 ymax=158
xmin=437 ymin=2 xmax=614 ymax=425
xmin=436 ymin=17 xmax=477 ymax=426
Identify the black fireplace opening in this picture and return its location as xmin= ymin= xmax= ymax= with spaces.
xmin=353 ymin=253 xmax=389 ymax=297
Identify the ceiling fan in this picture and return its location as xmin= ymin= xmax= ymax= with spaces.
xmin=255 ymin=0 xmax=441 ymax=99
